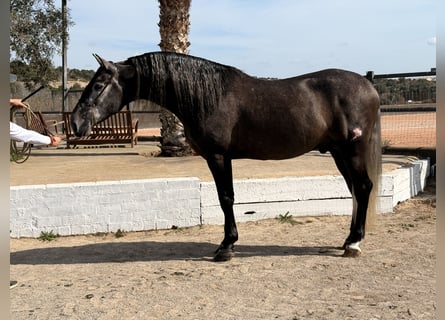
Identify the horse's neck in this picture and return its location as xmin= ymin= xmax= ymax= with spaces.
xmin=130 ymin=73 xmax=181 ymax=116
xmin=128 ymin=54 xmax=221 ymax=121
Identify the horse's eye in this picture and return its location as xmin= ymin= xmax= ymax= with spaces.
xmin=94 ymin=83 xmax=104 ymax=91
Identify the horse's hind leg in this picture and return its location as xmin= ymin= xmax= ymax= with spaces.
xmin=330 ymin=148 xmax=354 ymax=237
xmin=331 ymin=145 xmax=373 ymax=257
xmin=206 ymin=154 xmax=238 ymax=261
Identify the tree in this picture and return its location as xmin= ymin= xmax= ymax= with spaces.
xmin=374 ymin=78 xmax=436 ymax=105
xmin=10 ymin=0 xmax=73 ymax=87
xmin=158 ymin=0 xmax=193 ymax=156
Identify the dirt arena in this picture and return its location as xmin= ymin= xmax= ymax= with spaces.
xmin=10 ymin=178 xmax=436 ymax=320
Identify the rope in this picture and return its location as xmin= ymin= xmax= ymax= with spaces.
xmin=10 ymin=103 xmax=55 ymax=164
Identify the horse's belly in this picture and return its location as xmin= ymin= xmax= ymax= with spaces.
xmin=230 ymin=135 xmax=315 ymax=160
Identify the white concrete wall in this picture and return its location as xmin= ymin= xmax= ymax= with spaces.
xmin=10 ymin=178 xmax=201 ymax=238
xmin=10 ymin=159 xmax=429 ymax=238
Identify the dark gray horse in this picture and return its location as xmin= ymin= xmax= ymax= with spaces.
xmin=71 ymin=52 xmax=381 ymax=261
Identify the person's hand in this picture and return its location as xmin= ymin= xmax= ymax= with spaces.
xmin=49 ymin=135 xmax=62 ymax=147
xmin=10 ymin=99 xmax=27 ymax=109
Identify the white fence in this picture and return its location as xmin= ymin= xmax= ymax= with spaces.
xmin=10 ymin=159 xmax=429 ymax=238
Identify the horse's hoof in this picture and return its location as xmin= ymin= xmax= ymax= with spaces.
xmin=214 ymin=247 xmax=234 ymax=262
xmin=342 ymin=247 xmax=362 ymax=258
xmin=342 ymin=238 xmax=353 ymax=250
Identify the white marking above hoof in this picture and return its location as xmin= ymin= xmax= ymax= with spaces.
xmin=343 ymin=242 xmax=362 ymax=257
xmin=347 ymin=241 xmax=361 ymax=251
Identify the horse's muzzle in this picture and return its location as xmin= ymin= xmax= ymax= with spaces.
xmin=70 ymin=112 xmax=92 ymax=137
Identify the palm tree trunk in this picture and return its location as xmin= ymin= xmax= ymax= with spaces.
xmin=158 ymin=0 xmax=193 ymax=157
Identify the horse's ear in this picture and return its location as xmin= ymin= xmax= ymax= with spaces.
xmin=92 ymin=53 xmax=117 ymax=73
xmin=92 ymin=53 xmax=104 ymax=67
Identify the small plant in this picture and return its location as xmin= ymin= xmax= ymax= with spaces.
xmin=114 ymin=229 xmax=125 ymax=238
xmin=400 ymin=223 xmax=415 ymax=230
xmin=171 ymin=225 xmax=185 ymax=232
xmin=382 ymin=139 xmax=392 ymax=149
xmin=276 ymin=212 xmax=302 ymax=225
xmin=38 ymin=230 xmax=58 ymax=241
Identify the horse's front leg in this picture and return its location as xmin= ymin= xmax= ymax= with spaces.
xmin=207 ymin=154 xmax=238 ymax=261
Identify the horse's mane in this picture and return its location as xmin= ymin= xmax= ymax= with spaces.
xmin=127 ymin=52 xmax=244 ymax=121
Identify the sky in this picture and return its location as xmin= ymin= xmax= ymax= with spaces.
xmin=60 ymin=0 xmax=436 ymax=78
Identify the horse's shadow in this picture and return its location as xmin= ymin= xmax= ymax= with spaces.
xmin=10 ymin=241 xmax=343 ymax=265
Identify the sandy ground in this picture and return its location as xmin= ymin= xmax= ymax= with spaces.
xmin=10 ymin=178 xmax=436 ymax=320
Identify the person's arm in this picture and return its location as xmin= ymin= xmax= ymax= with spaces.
xmin=10 ymin=121 xmax=52 ymax=145
xmin=9 ymin=98 xmax=62 ymax=146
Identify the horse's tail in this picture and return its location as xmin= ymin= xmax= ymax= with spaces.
xmin=365 ymin=110 xmax=382 ymax=230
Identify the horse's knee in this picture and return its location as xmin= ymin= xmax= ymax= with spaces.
xmin=354 ymin=175 xmax=372 ymax=196
xmin=219 ymin=195 xmax=234 ymax=209
xmin=363 ymin=178 xmax=373 ymax=194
